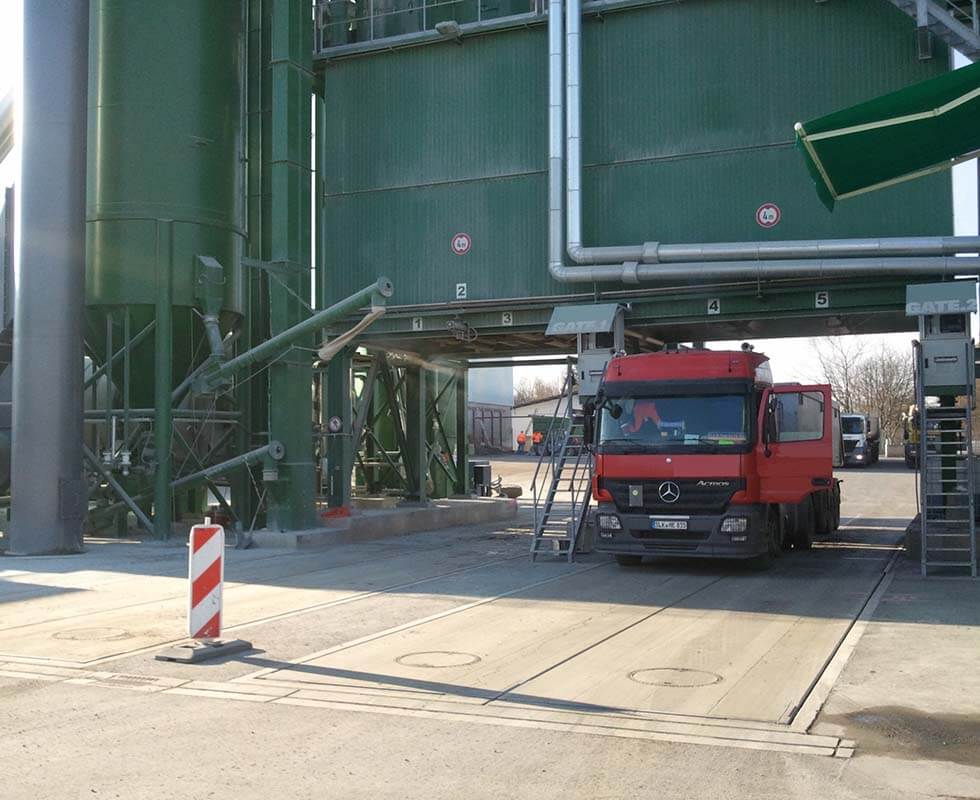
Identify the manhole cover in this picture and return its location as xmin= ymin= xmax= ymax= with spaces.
xmin=628 ymin=668 xmax=723 ymax=688
xmin=53 ymin=627 xmax=132 ymax=642
xmin=395 ymin=651 xmax=481 ymax=668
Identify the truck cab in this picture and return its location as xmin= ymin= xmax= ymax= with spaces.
xmin=590 ymin=350 xmax=842 ymax=569
xmin=841 ymin=413 xmax=880 ymax=467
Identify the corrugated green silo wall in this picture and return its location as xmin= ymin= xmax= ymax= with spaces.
xmin=320 ymin=0 xmax=953 ymax=308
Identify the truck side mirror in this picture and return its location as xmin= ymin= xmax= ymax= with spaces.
xmin=762 ymin=396 xmax=777 ymax=456
xmin=582 ymin=400 xmax=596 ymax=445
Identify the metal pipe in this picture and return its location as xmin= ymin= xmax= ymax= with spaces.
xmin=203 ymin=314 xmax=225 ymax=360
xmin=83 ymin=445 xmax=154 ymax=534
xmin=84 ymin=409 xmax=241 ymax=420
xmin=172 ymin=441 xmax=284 ymax=490
xmin=9 ymin=0 xmax=89 ymax=555
xmin=556 ymin=0 xmax=980 ymax=280
xmin=631 ymin=256 xmax=980 ymax=283
xmin=569 ymin=237 xmax=980 ymax=265
xmin=172 ymin=328 xmax=240 ymax=405
xmin=199 ymin=278 xmax=393 ymax=390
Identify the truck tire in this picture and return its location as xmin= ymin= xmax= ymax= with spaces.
xmin=615 ymin=554 xmax=643 ymax=567
xmin=750 ymin=508 xmax=782 ymax=570
xmin=815 ymin=493 xmax=833 ymax=537
xmin=796 ymin=497 xmax=816 ymax=550
xmin=832 ymin=482 xmax=842 ymax=531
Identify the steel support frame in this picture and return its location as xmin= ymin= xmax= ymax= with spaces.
xmin=348 ymin=353 xmax=469 ymax=502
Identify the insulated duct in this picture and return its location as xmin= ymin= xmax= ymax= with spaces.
xmin=548 ymin=0 xmax=980 ymax=284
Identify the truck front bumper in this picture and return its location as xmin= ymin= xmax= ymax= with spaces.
xmin=591 ymin=504 xmax=768 ymax=560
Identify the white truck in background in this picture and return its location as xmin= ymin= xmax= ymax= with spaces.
xmin=841 ymin=413 xmax=880 ymax=466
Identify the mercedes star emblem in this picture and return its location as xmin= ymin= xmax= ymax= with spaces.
xmin=658 ymin=481 xmax=680 ymax=504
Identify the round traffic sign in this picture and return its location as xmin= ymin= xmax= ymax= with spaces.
xmin=327 ymin=415 xmax=343 ymax=433
xmin=451 ymin=232 xmax=472 ymax=256
xmin=755 ymin=203 xmax=781 ymax=228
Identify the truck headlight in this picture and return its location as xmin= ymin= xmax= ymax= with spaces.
xmin=597 ymin=514 xmax=622 ymax=531
xmin=721 ymin=516 xmax=748 ymax=533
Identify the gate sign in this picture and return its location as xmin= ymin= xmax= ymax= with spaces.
xmin=451 ymin=232 xmax=472 ymax=256
xmin=755 ymin=203 xmax=781 ymax=228
xmin=188 ymin=521 xmax=224 ymax=639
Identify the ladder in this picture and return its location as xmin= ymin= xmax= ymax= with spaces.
xmin=919 ymin=404 xmax=978 ymax=576
xmin=529 ymin=368 xmax=593 ymax=562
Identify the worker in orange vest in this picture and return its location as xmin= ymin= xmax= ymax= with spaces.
xmin=623 ymin=399 xmax=661 ymax=436
xmin=532 ymin=430 xmax=543 ymax=456
xmin=516 ymin=430 xmax=527 ymax=454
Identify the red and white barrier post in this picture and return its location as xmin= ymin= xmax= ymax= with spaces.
xmin=155 ymin=518 xmax=252 ymax=663
xmin=189 ymin=521 xmax=225 ymax=639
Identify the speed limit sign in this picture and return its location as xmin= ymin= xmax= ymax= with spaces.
xmin=755 ymin=203 xmax=781 ymax=228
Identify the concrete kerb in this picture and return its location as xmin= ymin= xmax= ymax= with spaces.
xmin=249 ymin=497 xmax=520 ymax=549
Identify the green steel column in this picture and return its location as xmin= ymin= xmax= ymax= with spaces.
xmin=154 ymin=220 xmax=175 ymax=540
xmin=325 ymin=348 xmax=353 ymax=507
xmin=455 ymin=368 xmax=469 ymax=495
xmin=404 ymin=366 xmax=428 ymax=503
xmin=235 ymin=0 xmax=269 ymax=531
xmin=265 ymin=0 xmax=315 ymax=530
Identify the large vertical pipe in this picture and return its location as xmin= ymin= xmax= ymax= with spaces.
xmin=9 ymin=1 xmax=89 ymax=555
xmin=154 ymin=221 xmax=174 ymax=540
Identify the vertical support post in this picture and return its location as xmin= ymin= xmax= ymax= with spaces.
xmin=9 ymin=0 xmax=89 ymax=555
xmin=265 ymin=0 xmax=315 ymax=530
xmin=326 ymin=348 xmax=353 ymax=508
xmin=418 ymin=367 xmax=428 ymax=504
xmin=104 ymin=312 xmax=114 ymax=450
xmin=455 ymin=367 xmax=469 ymax=495
xmin=234 ymin=0 xmax=267 ymax=531
xmin=404 ymin=366 xmax=427 ymax=503
xmin=123 ymin=308 xmax=131 ymax=443
xmin=154 ymin=220 xmax=175 ymax=540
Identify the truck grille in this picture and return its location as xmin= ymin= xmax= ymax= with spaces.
xmin=603 ymin=478 xmax=744 ymax=514
xmin=844 ymin=440 xmax=857 ymax=454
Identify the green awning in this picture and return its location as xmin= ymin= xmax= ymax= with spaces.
xmin=795 ymin=60 xmax=980 ymax=210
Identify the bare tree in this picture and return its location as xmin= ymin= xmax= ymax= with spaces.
xmin=514 ymin=375 xmax=564 ymax=407
xmin=812 ymin=338 xmax=914 ymax=443
xmin=812 ymin=338 xmax=866 ymax=412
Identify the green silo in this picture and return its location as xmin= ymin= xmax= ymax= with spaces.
xmin=86 ymin=0 xmax=245 ymax=407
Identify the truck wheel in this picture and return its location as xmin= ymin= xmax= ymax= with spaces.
xmin=796 ymin=498 xmax=815 ymax=550
xmin=814 ymin=493 xmax=833 ymax=537
xmin=832 ymin=482 xmax=842 ymax=531
xmin=615 ymin=554 xmax=643 ymax=567
xmin=750 ymin=509 xmax=781 ymax=570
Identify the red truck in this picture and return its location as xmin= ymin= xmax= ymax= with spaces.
xmin=589 ymin=349 xmax=842 ymax=569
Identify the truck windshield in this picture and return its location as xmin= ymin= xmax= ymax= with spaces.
xmin=841 ymin=417 xmax=864 ymax=435
xmin=599 ymin=394 xmax=749 ymax=452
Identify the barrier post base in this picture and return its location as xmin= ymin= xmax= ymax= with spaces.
xmin=155 ymin=638 xmax=253 ymax=664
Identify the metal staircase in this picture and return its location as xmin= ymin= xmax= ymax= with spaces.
xmin=529 ymin=368 xmax=593 ymax=562
xmin=918 ymin=404 xmax=978 ymax=576
xmin=887 ymin=0 xmax=980 ymax=60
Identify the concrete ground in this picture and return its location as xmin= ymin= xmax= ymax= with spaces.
xmin=2 ymin=458 xmax=979 ymax=799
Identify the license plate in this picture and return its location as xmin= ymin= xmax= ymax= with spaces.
xmin=651 ymin=519 xmax=688 ymax=531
